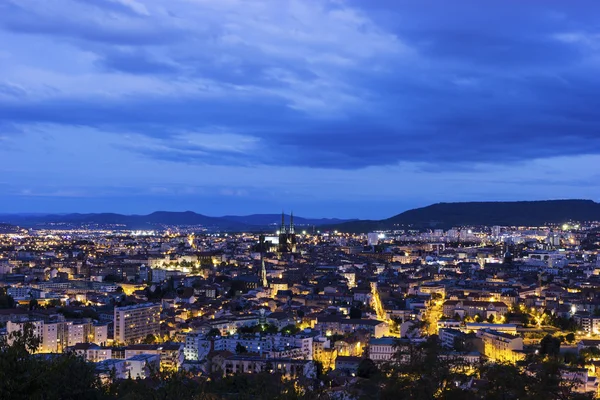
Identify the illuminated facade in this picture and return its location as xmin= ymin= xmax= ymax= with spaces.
xmin=114 ymin=303 xmax=161 ymax=344
xmin=477 ymin=329 xmax=525 ymax=363
xmin=278 ymin=212 xmax=297 ymax=254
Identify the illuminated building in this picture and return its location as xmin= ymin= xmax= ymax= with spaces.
xmin=278 ymin=212 xmax=297 ymax=254
xmin=114 ymin=303 xmax=161 ymax=344
xmin=477 ymin=329 xmax=525 ymax=363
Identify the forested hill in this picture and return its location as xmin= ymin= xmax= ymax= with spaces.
xmin=328 ymin=200 xmax=600 ymax=232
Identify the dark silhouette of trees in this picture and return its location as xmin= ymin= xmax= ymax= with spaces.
xmin=540 ymin=335 xmax=562 ymax=358
xmin=0 ymin=288 xmax=15 ymax=309
xmin=235 ymin=343 xmax=247 ymax=354
xmin=349 ymin=306 xmax=362 ymax=319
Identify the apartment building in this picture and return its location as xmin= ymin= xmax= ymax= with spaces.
xmin=477 ymin=329 xmax=525 ymax=363
xmin=114 ymin=303 xmax=161 ymax=344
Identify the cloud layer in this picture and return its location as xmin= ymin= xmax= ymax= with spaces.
xmin=1 ymin=0 xmax=600 ymax=217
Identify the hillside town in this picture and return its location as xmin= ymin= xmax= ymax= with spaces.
xmin=1 ymin=216 xmax=600 ymax=398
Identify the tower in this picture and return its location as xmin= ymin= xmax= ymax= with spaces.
xmin=259 ymin=235 xmax=268 ymax=288
xmin=278 ymin=211 xmax=297 ymax=254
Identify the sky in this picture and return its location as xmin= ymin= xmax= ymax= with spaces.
xmin=1 ymin=0 xmax=600 ymax=219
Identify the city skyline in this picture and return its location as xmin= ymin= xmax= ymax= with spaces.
xmin=2 ymin=0 xmax=600 ymax=218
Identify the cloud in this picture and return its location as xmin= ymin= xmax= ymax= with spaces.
xmin=1 ymin=0 xmax=600 ymax=215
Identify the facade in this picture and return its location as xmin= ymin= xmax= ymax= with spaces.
xmin=216 ymin=354 xmax=315 ymax=378
xmin=124 ymin=343 xmax=184 ymax=371
xmin=573 ymin=313 xmax=600 ymax=335
xmin=316 ymin=317 xmax=388 ymax=338
xmin=278 ymin=213 xmax=297 ymax=254
xmin=477 ymin=329 xmax=524 ymax=363
xmin=125 ymin=354 xmax=160 ymax=379
xmin=368 ymin=337 xmax=396 ymax=363
xmin=335 ymin=356 xmax=362 ymax=374
xmin=185 ymin=333 xmax=212 ymax=361
xmin=114 ymin=303 xmax=161 ymax=344
xmin=443 ymin=300 xmax=508 ymax=319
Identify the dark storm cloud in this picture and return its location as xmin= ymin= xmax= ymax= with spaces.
xmin=1 ymin=0 xmax=600 ymax=171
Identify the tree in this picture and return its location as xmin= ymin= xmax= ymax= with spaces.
xmin=540 ymin=334 xmax=561 ymax=358
xmin=0 ymin=323 xmax=100 ymax=400
xmin=580 ymin=346 xmax=600 ymax=363
xmin=280 ymin=324 xmax=300 ymax=335
xmin=565 ymin=332 xmax=576 ymax=344
xmin=235 ymin=343 xmax=247 ymax=354
xmin=46 ymin=299 xmax=62 ymax=308
xmin=207 ymin=328 xmax=221 ymax=338
xmin=142 ymin=334 xmax=157 ymax=344
xmin=28 ymin=299 xmax=39 ymax=311
xmin=380 ymin=335 xmax=472 ymax=399
xmin=487 ymin=314 xmax=495 ymax=323
xmin=356 ymin=358 xmax=378 ymax=379
xmin=350 ymin=306 xmax=362 ymax=319
xmin=478 ymin=362 xmax=532 ymax=400
xmin=0 ymin=289 xmax=15 ymax=309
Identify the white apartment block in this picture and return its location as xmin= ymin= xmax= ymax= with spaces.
xmin=114 ymin=303 xmax=161 ymax=344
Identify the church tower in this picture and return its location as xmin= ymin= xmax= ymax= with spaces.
xmin=280 ymin=211 xmax=286 ymax=234
xmin=278 ymin=211 xmax=297 ymax=254
xmin=259 ymin=235 xmax=268 ymax=288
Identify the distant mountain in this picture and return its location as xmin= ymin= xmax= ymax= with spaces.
xmin=3 ymin=200 xmax=597 ymax=232
xmin=0 ymin=223 xmax=20 ymax=234
xmin=221 ymin=214 xmax=354 ymax=227
xmin=0 ymin=211 xmax=352 ymax=231
xmin=0 ymin=212 xmax=249 ymax=231
xmin=328 ymin=200 xmax=600 ymax=232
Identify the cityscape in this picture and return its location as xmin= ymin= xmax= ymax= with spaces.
xmin=1 ymin=205 xmax=600 ymax=399
xmin=2 ymin=0 xmax=600 ymax=399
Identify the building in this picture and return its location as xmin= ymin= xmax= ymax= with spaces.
xmin=216 ymin=354 xmax=315 ymax=378
xmin=316 ymin=316 xmax=389 ymax=338
xmin=442 ymin=300 xmax=508 ymax=319
xmin=573 ymin=313 xmax=600 ymax=335
xmin=367 ymin=233 xmax=380 ymax=246
xmin=335 ymin=356 xmax=362 ymax=375
xmin=278 ymin=212 xmax=297 ymax=254
xmin=125 ymin=343 xmax=184 ymax=371
xmin=114 ymin=303 xmax=161 ymax=344
xmin=185 ymin=333 xmax=212 ymax=361
xmin=125 ymin=354 xmax=160 ymax=379
xmin=95 ymin=359 xmax=128 ymax=382
xmin=368 ymin=337 xmax=396 ymax=363
xmin=477 ymin=329 xmax=524 ymax=363
xmin=6 ymin=319 xmax=69 ymax=353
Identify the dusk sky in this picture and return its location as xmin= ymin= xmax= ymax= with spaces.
xmin=1 ymin=0 xmax=600 ymax=219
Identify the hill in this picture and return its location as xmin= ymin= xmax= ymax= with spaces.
xmin=329 ymin=200 xmax=600 ymax=232
xmin=0 ymin=223 xmax=20 ymax=234
xmin=0 ymin=212 xmax=351 ymax=231
xmin=221 ymin=214 xmax=354 ymax=227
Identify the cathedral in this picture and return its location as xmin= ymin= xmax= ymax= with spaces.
xmin=278 ymin=211 xmax=297 ymax=254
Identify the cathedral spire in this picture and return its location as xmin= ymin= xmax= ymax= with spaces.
xmin=260 ymin=235 xmax=268 ymax=288
xmin=290 ymin=211 xmax=295 ymax=234
xmin=280 ymin=211 xmax=286 ymax=234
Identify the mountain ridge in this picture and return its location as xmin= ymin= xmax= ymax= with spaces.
xmin=328 ymin=199 xmax=600 ymax=232
xmin=0 ymin=212 xmax=354 ymax=231
xmin=2 ymin=200 xmax=599 ymax=232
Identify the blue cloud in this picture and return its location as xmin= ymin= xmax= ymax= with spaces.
xmin=1 ymin=0 xmax=600 ymax=215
